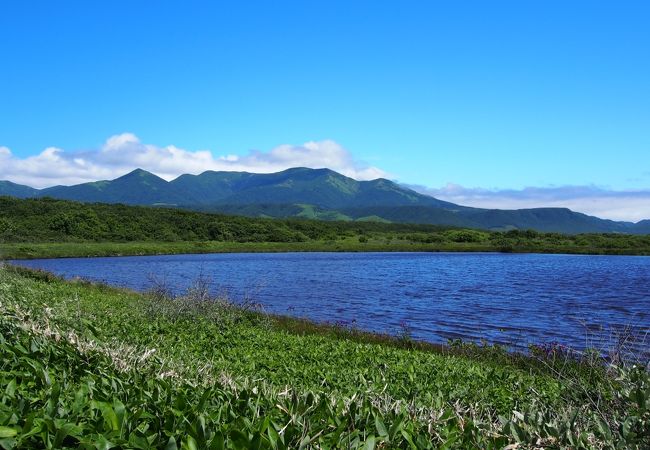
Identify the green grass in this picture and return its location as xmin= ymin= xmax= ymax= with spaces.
xmin=3 ymin=236 xmax=650 ymax=260
xmin=0 ymin=239 xmax=499 ymax=260
xmin=1 ymin=265 xmax=648 ymax=448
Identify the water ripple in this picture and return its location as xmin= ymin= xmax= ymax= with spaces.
xmin=12 ymin=252 xmax=650 ymax=357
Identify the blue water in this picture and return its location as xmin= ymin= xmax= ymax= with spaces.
xmin=12 ymin=252 xmax=650 ymax=356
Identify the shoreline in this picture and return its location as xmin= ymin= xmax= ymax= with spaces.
xmin=2 ymin=263 xmax=613 ymax=366
xmin=3 ymin=239 xmax=650 ymax=260
xmin=5 ymin=262 xmax=647 ymax=365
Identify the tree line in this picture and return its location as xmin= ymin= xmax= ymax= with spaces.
xmin=1 ymin=196 xmax=649 ymax=253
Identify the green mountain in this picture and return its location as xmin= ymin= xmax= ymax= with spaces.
xmin=632 ymin=220 xmax=650 ymax=234
xmin=40 ymin=169 xmax=187 ymax=205
xmin=1 ymin=167 xmax=648 ymax=234
xmin=0 ymin=181 xmax=39 ymax=198
xmin=170 ymin=167 xmax=458 ymax=209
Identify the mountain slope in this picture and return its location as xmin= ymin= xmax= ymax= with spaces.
xmin=40 ymin=169 xmax=187 ymax=205
xmin=631 ymin=220 xmax=650 ymax=234
xmin=0 ymin=181 xmax=39 ymax=198
xmin=0 ymin=167 xmax=647 ymax=234
xmin=169 ymin=171 xmax=253 ymax=204
xmin=459 ymin=207 xmax=631 ymax=233
xmin=171 ymin=167 xmax=454 ymax=209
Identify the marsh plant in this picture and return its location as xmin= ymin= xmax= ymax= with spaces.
xmin=1 ymin=266 xmax=649 ymax=448
xmin=143 ymin=272 xmax=268 ymax=329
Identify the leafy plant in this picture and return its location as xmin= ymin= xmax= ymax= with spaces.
xmin=1 ymin=266 xmax=648 ymax=448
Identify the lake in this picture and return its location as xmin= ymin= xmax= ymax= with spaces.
xmin=12 ymin=252 xmax=650 ymax=357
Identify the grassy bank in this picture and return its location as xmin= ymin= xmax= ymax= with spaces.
xmin=0 ymin=239 xmax=493 ymax=260
xmin=1 ymin=265 xmax=648 ymax=448
xmin=3 ymin=237 xmax=650 ymax=260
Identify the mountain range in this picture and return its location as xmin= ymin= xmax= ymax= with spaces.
xmin=1 ymin=168 xmax=649 ymax=234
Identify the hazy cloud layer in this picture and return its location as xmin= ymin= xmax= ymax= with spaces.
xmin=0 ymin=133 xmax=387 ymax=188
xmin=409 ymin=184 xmax=650 ymax=222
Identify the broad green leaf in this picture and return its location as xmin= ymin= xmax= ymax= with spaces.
xmin=0 ymin=428 xmax=17 ymax=438
xmin=164 ymin=437 xmax=178 ymax=450
xmin=374 ymin=416 xmax=388 ymax=437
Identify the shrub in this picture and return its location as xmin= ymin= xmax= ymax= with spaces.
xmin=445 ymin=230 xmax=488 ymax=243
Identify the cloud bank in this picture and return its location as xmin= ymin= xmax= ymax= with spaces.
xmin=409 ymin=184 xmax=650 ymax=223
xmin=0 ymin=133 xmax=387 ymax=188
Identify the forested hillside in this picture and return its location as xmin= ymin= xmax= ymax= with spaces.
xmin=2 ymin=197 xmax=650 ymax=258
xmin=2 ymin=167 xmax=649 ymax=234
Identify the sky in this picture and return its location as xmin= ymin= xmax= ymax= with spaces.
xmin=1 ymin=1 xmax=649 ymax=221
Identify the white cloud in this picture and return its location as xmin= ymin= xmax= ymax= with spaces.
xmin=0 ymin=133 xmax=388 ymax=188
xmin=409 ymin=183 xmax=650 ymax=222
xmin=2 ymin=134 xmax=648 ymax=222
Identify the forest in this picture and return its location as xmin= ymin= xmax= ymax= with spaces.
xmin=1 ymin=196 xmax=650 ymax=258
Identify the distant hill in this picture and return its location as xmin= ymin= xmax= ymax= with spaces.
xmin=1 ymin=167 xmax=648 ymax=234
xmin=632 ymin=220 xmax=650 ymax=234
xmin=40 ymin=169 xmax=187 ymax=205
xmin=0 ymin=181 xmax=39 ymax=198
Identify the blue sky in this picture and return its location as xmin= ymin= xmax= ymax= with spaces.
xmin=1 ymin=1 xmax=649 ymax=220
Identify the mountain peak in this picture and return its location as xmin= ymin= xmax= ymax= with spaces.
xmin=280 ymin=167 xmax=338 ymax=175
xmin=116 ymin=168 xmax=157 ymax=179
xmin=113 ymin=168 xmax=169 ymax=184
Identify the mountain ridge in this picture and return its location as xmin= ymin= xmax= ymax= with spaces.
xmin=1 ymin=167 xmax=648 ymax=234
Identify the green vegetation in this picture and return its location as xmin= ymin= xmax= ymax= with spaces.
xmin=2 ymin=197 xmax=650 ymax=260
xmin=3 ymin=167 xmax=650 ymax=234
xmin=1 ymin=266 xmax=648 ymax=448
